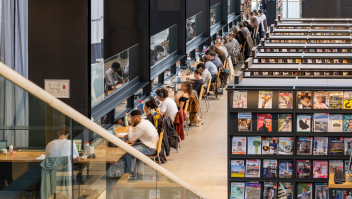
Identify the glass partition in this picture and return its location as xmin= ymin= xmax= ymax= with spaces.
xmin=150 ymin=25 xmax=177 ymax=67
xmin=210 ymin=3 xmax=221 ymax=27
xmin=228 ymin=0 xmax=236 ymax=16
xmin=186 ymin=12 xmax=203 ymax=43
xmin=282 ymin=0 xmax=302 ymax=18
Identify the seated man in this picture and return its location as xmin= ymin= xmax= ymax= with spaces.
xmin=104 ymin=62 xmax=123 ymax=87
xmin=156 ymin=88 xmax=178 ymax=121
xmin=206 ymin=51 xmax=222 ymax=68
xmin=203 ymin=55 xmax=218 ymax=83
xmin=122 ymin=110 xmax=159 ymax=173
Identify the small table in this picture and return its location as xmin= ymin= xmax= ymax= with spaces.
xmin=328 ymin=174 xmax=352 ymax=197
xmin=114 ymin=126 xmax=136 ymax=145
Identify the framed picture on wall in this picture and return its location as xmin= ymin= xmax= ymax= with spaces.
xmin=44 ymin=79 xmax=70 ymax=98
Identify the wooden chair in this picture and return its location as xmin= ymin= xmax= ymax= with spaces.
xmin=183 ymin=99 xmax=190 ymax=136
xmin=147 ymin=130 xmax=164 ymax=165
xmin=198 ymin=85 xmax=204 ymax=118
xmin=202 ymin=79 xmax=211 ymax=111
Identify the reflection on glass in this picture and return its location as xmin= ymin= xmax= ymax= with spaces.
xmin=91 ymin=62 xmax=104 ymax=107
xmin=134 ymin=87 xmax=145 ymax=104
xmin=228 ymin=0 xmax=235 ymax=16
xmin=210 ymin=3 xmax=221 ymax=27
xmin=115 ymin=100 xmax=128 ymax=118
xmin=187 ymin=12 xmax=202 ymax=43
xmin=150 ymin=25 xmax=177 ymax=67
xmin=164 ymin=67 xmax=172 ymax=80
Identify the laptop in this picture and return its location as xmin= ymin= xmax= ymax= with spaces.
xmin=0 ymin=141 xmax=6 ymax=150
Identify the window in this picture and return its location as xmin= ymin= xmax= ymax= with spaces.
xmin=281 ymin=0 xmax=302 ymax=18
xmin=228 ymin=0 xmax=236 ymax=16
xmin=210 ymin=3 xmax=221 ymax=27
xmin=186 ymin=12 xmax=203 ymax=43
xmin=150 ymin=25 xmax=177 ymax=67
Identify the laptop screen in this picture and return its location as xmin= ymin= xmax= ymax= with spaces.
xmin=137 ymin=104 xmax=144 ymax=113
xmin=0 ymin=141 xmax=7 ymax=150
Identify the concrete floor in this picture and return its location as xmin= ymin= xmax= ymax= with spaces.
xmin=163 ymin=92 xmax=228 ymax=199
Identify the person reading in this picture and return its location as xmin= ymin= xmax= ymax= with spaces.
xmin=191 ymin=69 xmax=204 ymax=97
xmin=203 ymin=55 xmax=218 ymax=83
xmin=156 ymin=88 xmax=178 ymax=121
xmin=104 ymin=62 xmax=124 ymax=87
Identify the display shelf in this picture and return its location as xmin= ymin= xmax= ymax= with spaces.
xmin=295 ymin=155 xmax=350 ymax=160
xmin=229 ymin=132 xmax=294 ymax=136
xmin=296 ymin=132 xmax=352 ymax=137
xmin=229 ymin=109 xmax=294 ymax=113
xmin=230 ymin=154 xmax=294 ymax=159
xmin=295 ymin=109 xmax=352 ymax=114
xmin=295 ymin=178 xmax=329 ymax=183
xmin=229 ymin=177 xmax=294 ymax=182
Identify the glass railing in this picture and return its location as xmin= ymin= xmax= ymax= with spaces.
xmin=0 ymin=62 xmax=208 ymax=199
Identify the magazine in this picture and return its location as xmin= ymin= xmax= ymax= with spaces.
xmin=273 ymin=72 xmax=280 ymax=75
xmin=291 ymin=49 xmax=296 ymax=52
xmin=329 ymin=91 xmax=343 ymax=109
xmin=305 ymin=72 xmax=311 ymax=76
xmin=230 ymin=182 xmax=245 ymax=199
xmin=309 ymin=49 xmax=315 ymax=52
xmin=287 ymin=59 xmax=293 ymax=63
xmin=297 ymin=115 xmax=312 ymax=132
xmin=329 ymin=114 xmax=343 ymax=132
xmin=282 ymin=49 xmax=287 ymax=52
xmin=263 ymin=182 xmax=277 ymax=199
xmin=344 ymin=115 xmax=352 ymax=132
xmin=233 ymin=91 xmax=248 ymax=108
xmin=312 ymin=160 xmax=328 ymax=178
xmin=333 ymin=72 xmax=339 ymax=75
xmin=245 ymin=182 xmax=261 ymax=199
xmin=263 ymin=159 xmax=278 ymax=178
xmin=329 ymin=160 xmax=343 ymax=174
xmin=263 ymin=72 xmax=269 ymax=76
xmin=314 ymin=72 xmax=320 ymax=76
xmin=248 ymin=136 xmax=262 ymax=155
xmin=296 ymin=59 xmax=301 ymax=63
xmin=279 ymin=160 xmax=292 ymax=178
xmin=257 ymin=114 xmax=272 ymax=132
xmin=231 ymin=160 xmax=245 ymax=177
xmin=238 ymin=113 xmax=251 ymax=132
xmin=297 ymin=91 xmax=312 ymax=109
xmin=316 ymin=59 xmax=322 ymax=63
xmin=313 ymin=137 xmax=328 ymax=155
xmin=278 ymin=182 xmax=293 ymax=199
xmin=329 ymin=137 xmax=344 ymax=155
xmin=297 ymin=160 xmax=311 ymax=178
xmin=317 ymin=49 xmax=322 ymax=52
xmin=278 ymin=92 xmax=293 ymax=109
xmin=343 ymin=92 xmax=352 ymax=109
xmin=325 ymin=59 xmax=331 ymax=63
xmin=245 ymin=159 xmax=261 ymax=177
xmin=314 ymin=113 xmax=329 ymax=132
xmin=313 ymin=91 xmax=329 ymax=109
xmin=343 ymin=72 xmax=349 ymax=76
xmin=232 ymin=136 xmax=246 ymax=154
xmin=297 ymin=137 xmax=312 ymax=155
xmin=307 ymin=59 xmax=312 ymax=63
xmin=149 ymin=190 xmax=160 ymax=199
xmin=344 ymin=138 xmax=352 ymax=155
xmin=334 ymin=59 xmax=340 ymax=63
xmin=132 ymin=189 xmax=145 ymax=199
xmin=278 ymin=137 xmax=293 ymax=155
xmin=324 ymin=72 xmax=330 ymax=76
xmin=269 ymin=59 xmax=275 ymax=63
xmin=262 ymin=59 xmax=267 ymax=63
xmin=345 ymin=160 xmax=351 ymax=174
xmin=297 ymin=183 xmax=312 ymax=199
xmin=258 ymin=91 xmax=273 ymax=109
xmin=278 ymin=114 xmax=292 ymax=132
xmin=278 ymin=59 xmax=283 ymax=63
xmin=262 ymin=137 xmax=278 ymax=155
xmin=315 ymin=184 xmax=329 ymax=199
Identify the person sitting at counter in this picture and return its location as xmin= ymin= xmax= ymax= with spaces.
xmin=206 ymin=51 xmax=222 ymax=69
xmin=151 ymin=45 xmax=165 ymax=65
xmin=215 ymin=39 xmax=229 ymax=58
xmin=203 ymin=55 xmax=218 ymax=83
xmin=175 ymin=82 xmax=191 ymax=110
xmin=196 ymin=63 xmax=211 ymax=88
xmin=156 ymin=88 xmax=178 ymax=121
xmin=105 ymin=62 xmax=124 ymax=87
xmin=192 ymin=69 xmax=204 ymax=97
xmin=209 ymin=45 xmax=226 ymax=63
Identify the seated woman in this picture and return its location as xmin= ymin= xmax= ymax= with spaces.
xmin=144 ymin=97 xmax=163 ymax=133
xmin=175 ymin=82 xmax=192 ymax=110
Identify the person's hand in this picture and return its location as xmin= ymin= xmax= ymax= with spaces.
xmin=129 ymin=121 xmax=134 ymax=127
xmin=124 ymin=135 xmax=128 ymax=139
xmin=175 ymin=95 xmax=179 ymax=101
xmin=112 ymin=86 xmax=116 ymax=89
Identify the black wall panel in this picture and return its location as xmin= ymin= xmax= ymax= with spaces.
xmin=186 ymin=0 xmax=209 ymax=37
xmin=304 ymin=0 xmax=339 ymax=18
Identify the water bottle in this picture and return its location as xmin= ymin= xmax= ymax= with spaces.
xmin=124 ymin=113 xmax=129 ymax=126
xmin=84 ymin=142 xmax=89 ymax=156
xmin=140 ymin=100 xmax=144 ymax=109
xmin=9 ymin=144 xmax=13 ymax=157
xmin=177 ymin=76 xmax=181 ymax=84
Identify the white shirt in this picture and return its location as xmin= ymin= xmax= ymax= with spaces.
xmin=160 ymin=97 xmax=178 ymax=121
xmin=259 ymin=14 xmax=266 ymax=31
xmin=128 ymin=119 xmax=159 ymax=150
xmin=124 ymin=64 xmax=129 ymax=74
xmin=46 ymin=139 xmax=79 ymax=166
xmin=202 ymin=69 xmax=212 ymax=86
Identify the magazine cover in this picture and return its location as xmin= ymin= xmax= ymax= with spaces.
xmin=297 ymin=115 xmax=312 ymax=132
xmin=312 ymin=160 xmax=328 ymax=178
xmin=296 ymin=59 xmax=301 ymax=63
xmin=269 ymin=59 xmax=275 ymax=63
xmin=307 ymin=59 xmax=312 ymax=63
xmin=278 ymin=59 xmax=283 ymax=63
xmin=258 ymin=91 xmax=273 ymax=109
xmin=334 ymin=59 xmax=340 ymax=63
xmin=329 ymin=114 xmax=343 ymax=132
xmin=329 ymin=137 xmax=344 ymax=155
xmin=258 ymin=114 xmax=272 ymax=132
xmin=343 ymin=91 xmax=352 ymax=109
xmin=262 ymin=59 xmax=267 ymax=63
xmin=231 ymin=160 xmax=245 ymax=177
xmin=314 ymin=113 xmax=329 ymax=132
xmin=315 ymin=184 xmax=329 ymax=199
xmin=288 ymin=59 xmax=293 ymax=63
xmin=278 ymin=137 xmax=293 ymax=155
xmin=282 ymin=49 xmax=287 ymax=52
xmin=313 ymin=137 xmax=328 ymax=155
xmin=324 ymin=72 xmax=330 ymax=76
xmin=317 ymin=49 xmax=322 ymax=52
xmin=263 ymin=159 xmax=278 ymax=178
xmin=245 ymin=182 xmax=261 ymax=199
xmin=325 ymin=59 xmax=331 ymax=63
xmin=230 ymin=182 xmax=245 ymax=199
xmin=313 ymin=91 xmax=329 ymax=109
xmin=345 ymin=160 xmax=351 ymax=174
xmin=263 ymin=182 xmax=277 ymax=199
xmin=343 ymin=115 xmax=352 ymax=132
xmin=245 ymin=159 xmax=261 ymax=177
xmin=232 ymin=136 xmax=246 ymax=154
xmin=297 ymin=137 xmax=312 ymax=155
xmin=291 ymin=49 xmax=296 ymax=52
xmin=297 ymin=91 xmax=312 ymax=109
xmin=278 ymin=92 xmax=293 ymax=109
xmin=238 ymin=113 xmax=252 ymax=132
xmin=329 ymin=160 xmax=344 ymax=174
xmin=344 ymin=137 xmax=352 ymax=155
xmin=278 ymin=114 xmax=292 ymax=132
xmin=297 ymin=160 xmax=311 ymax=178
xmin=314 ymin=72 xmax=320 ymax=76
xmin=297 ymin=183 xmax=312 ymax=199
xmin=262 ymin=137 xmax=278 ymax=155
xmin=329 ymin=91 xmax=343 ymax=109
xmin=279 ymin=160 xmax=293 ymax=178
xmin=316 ymin=59 xmax=322 ymax=63
xmin=278 ymin=182 xmax=293 ymax=199
xmin=233 ymin=91 xmax=248 ymax=108
xmin=248 ymin=136 xmax=262 ymax=155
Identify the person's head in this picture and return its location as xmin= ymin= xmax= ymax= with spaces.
xmin=259 ymin=9 xmax=263 ymax=15
xmin=144 ymin=97 xmax=158 ymax=113
xmin=243 ymin=21 xmax=249 ymax=27
xmin=154 ymin=45 xmax=164 ymax=53
xmin=210 ymin=10 xmax=215 ymax=18
xmin=209 ymin=45 xmax=217 ymax=52
xmin=238 ymin=22 xmax=244 ymax=29
xmin=229 ymin=33 xmax=234 ymax=41
xmin=194 ymin=69 xmax=202 ymax=79
xmin=317 ymin=95 xmax=325 ymax=103
xmin=249 ymin=12 xmax=254 ymax=17
xmin=253 ymin=10 xmax=258 ymax=16
xmin=155 ymin=88 xmax=168 ymax=101
xmin=181 ymin=81 xmax=192 ymax=96
xmin=191 ymin=22 xmax=196 ymax=29
xmin=238 ymin=142 xmax=242 ymax=146
xmin=302 ymin=187 xmax=306 ymax=192
xmin=318 ymin=192 xmax=322 ymax=198
xmin=58 ymin=125 xmax=70 ymax=138
xmin=238 ymin=31 xmax=247 ymax=41
xmin=215 ymin=39 xmax=223 ymax=47
xmin=111 ymin=62 xmax=121 ymax=72
xmin=187 ymin=23 xmax=191 ymax=28
xmin=223 ymin=36 xmax=229 ymax=44
xmin=302 ymin=93 xmax=311 ymax=103
xmin=130 ymin=110 xmax=142 ymax=124
xmin=250 ymin=17 xmax=258 ymax=29
xmin=232 ymin=27 xmax=239 ymax=34
xmin=315 ymin=164 xmax=321 ymax=171
xmin=208 ymin=51 xmax=217 ymax=60
xmin=264 ymin=119 xmax=271 ymax=128
xmin=267 ymin=187 xmax=275 ymax=198
xmin=202 ymin=55 xmax=210 ymax=63
xmin=197 ymin=63 xmax=205 ymax=72
xmin=285 ymin=96 xmax=291 ymax=102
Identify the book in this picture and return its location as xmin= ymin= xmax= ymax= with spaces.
xmin=297 ymin=137 xmax=312 ymax=155
xmin=297 ymin=115 xmax=312 ymax=132
xmin=262 ymin=137 xmax=278 ymax=155
xmin=231 ymin=160 xmax=245 ymax=177
xmin=245 ymin=159 xmax=261 ymax=177
xmin=315 ymin=184 xmax=329 ymax=199
xmin=313 ymin=137 xmax=328 ymax=155
xmin=263 ymin=182 xmax=277 ymax=199
xmin=238 ymin=113 xmax=251 ymax=132
xmin=297 ymin=183 xmax=312 ymax=199
xmin=257 ymin=114 xmax=272 ymax=132
xmin=329 ymin=91 xmax=343 ymax=109
xmin=343 ymin=92 xmax=352 ymax=109
xmin=232 ymin=136 xmax=246 ymax=154
xmin=245 ymin=182 xmax=261 ymax=199
xmin=278 ymin=182 xmax=293 ymax=199
xmin=278 ymin=114 xmax=292 ymax=132
xmin=263 ymin=159 xmax=278 ymax=178
xmin=329 ymin=160 xmax=343 ymax=174
xmin=258 ymin=91 xmax=273 ymax=109
xmin=297 ymin=91 xmax=312 ymax=109
xmin=329 ymin=137 xmax=344 ymax=155
xmin=329 ymin=114 xmax=343 ymax=132
xmin=230 ymin=182 xmax=245 ymax=199
xmin=344 ymin=138 xmax=352 ymax=155
xmin=248 ymin=137 xmax=262 ymax=155
xmin=313 ymin=91 xmax=329 ymax=109
xmin=296 ymin=160 xmax=311 ymax=179
xmin=344 ymin=115 xmax=352 ymax=132
xmin=233 ymin=91 xmax=248 ymax=108
xmin=278 ymin=137 xmax=293 ymax=155
xmin=278 ymin=92 xmax=293 ymax=109
xmin=312 ymin=160 xmax=328 ymax=178
xmin=279 ymin=160 xmax=293 ymax=178
xmin=345 ymin=160 xmax=351 ymax=174
xmin=314 ymin=113 xmax=329 ymax=132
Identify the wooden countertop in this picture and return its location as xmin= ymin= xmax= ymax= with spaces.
xmin=114 ymin=126 xmax=136 ymax=145
xmin=329 ymin=174 xmax=352 ymax=189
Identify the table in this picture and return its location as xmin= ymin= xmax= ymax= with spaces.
xmin=328 ymin=174 xmax=352 ymax=197
xmin=114 ymin=126 xmax=136 ymax=145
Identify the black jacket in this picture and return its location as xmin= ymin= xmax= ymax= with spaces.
xmin=162 ymin=116 xmax=179 ymax=156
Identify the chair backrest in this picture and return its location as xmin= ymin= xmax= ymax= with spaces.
xmin=198 ymin=85 xmax=204 ymax=102
xmin=217 ymin=66 xmax=221 ymax=79
xmin=184 ymin=99 xmax=189 ymax=114
xmin=156 ymin=131 xmax=164 ymax=154
xmin=205 ymin=78 xmax=211 ymax=95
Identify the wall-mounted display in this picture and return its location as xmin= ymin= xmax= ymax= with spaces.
xmin=45 ymin=79 xmax=70 ymax=98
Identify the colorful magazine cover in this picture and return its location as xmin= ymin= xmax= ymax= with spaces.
xmin=248 ymin=136 xmax=262 ymax=155
xmin=307 ymin=59 xmax=312 ymax=63
xmin=230 ymin=182 xmax=245 ymax=199
xmin=345 ymin=160 xmax=351 ymax=174
xmin=313 ymin=91 xmax=329 ymax=109
xmin=278 ymin=114 xmax=292 ymax=132
xmin=297 ymin=115 xmax=312 ymax=132
xmin=343 ymin=91 xmax=352 ymax=109
xmin=297 ymin=137 xmax=312 ymax=155
xmin=278 ymin=137 xmax=293 ymax=155
xmin=257 ymin=114 xmax=272 ymax=132
xmin=297 ymin=183 xmax=312 ymax=199
xmin=315 ymin=183 xmax=329 ymax=199
xmin=312 ymin=160 xmax=328 ymax=178
xmin=263 ymin=182 xmax=277 ymax=199
xmin=262 ymin=137 xmax=278 ymax=155
xmin=329 ymin=114 xmax=343 ymax=132
xmin=297 ymin=91 xmax=312 ymax=109
xmin=278 ymin=182 xmax=293 ymax=199
xmin=279 ymin=160 xmax=293 ymax=178
xmin=313 ymin=137 xmax=328 ymax=155
xmin=263 ymin=159 xmax=278 ymax=178
xmin=245 ymin=159 xmax=261 ymax=177
xmin=238 ymin=113 xmax=252 ymax=131
xmin=245 ymin=182 xmax=261 ymax=199
xmin=329 ymin=91 xmax=343 ymax=109
xmin=343 ymin=115 xmax=352 ymax=132
xmin=233 ymin=91 xmax=248 ymax=108
xmin=329 ymin=160 xmax=344 ymax=174
xmin=314 ymin=113 xmax=329 ymax=132
xmin=258 ymin=91 xmax=273 ymax=109
xmin=232 ymin=136 xmax=246 ymax=154
xmin=231 ymin=160 xmax=245 ymax=177
xmin=297 ymin=160 xmax=311 ymax=178
xmin=329 ymin=137 xmax=344 ymax=155
xmin=278 ymin=92 xmax=293 ymax=109
xmin=344 ymin=137 xmax=352 ymax=155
